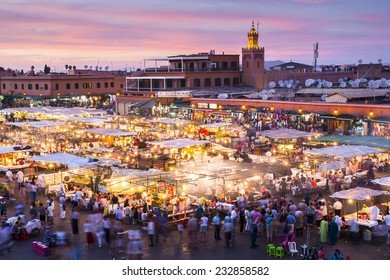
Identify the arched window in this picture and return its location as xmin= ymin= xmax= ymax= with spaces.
xmin=215 ymin=78 xmax=221 ymax=87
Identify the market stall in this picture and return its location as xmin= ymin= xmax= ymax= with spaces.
xmin=0 ymin=145 xmax=32 ymax=172
xmin=330 ymin=187 xmax=389 ymax=227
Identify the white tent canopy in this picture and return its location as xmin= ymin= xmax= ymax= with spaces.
xmin=148 ymin=138 xmax=210 ymax=149
xmin=372 ymin=177 xmax=390 ymax=187
xmin=9 ymin=121 xmax=67 ymax=128
xmin=30 ymin=153 xmax=96 ymax=169
xmin=330 ymin=187 xmax=389 ymax=200
xmin=82 ymin=128 xmax=137 ymax=137
xmin=148 ymin=118 xmax=189 ymax=125
xmin=306 ymin=145 xmax=383 ymax=158
xmin=0 ymin=146 xmax=31 ymax=155
xmin=111 ymin=168 xmax=169 ymax=178
xmin=200 ymin=123 xmax=232 ymax=129
xmin=259 ymin=128 xmax=318 ymax=139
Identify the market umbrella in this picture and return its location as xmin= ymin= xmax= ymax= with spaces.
xmin=330 ymin=187 xmax=389 ymax=220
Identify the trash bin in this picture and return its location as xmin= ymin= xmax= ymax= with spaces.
xmin=362 ymin=230 xmax=371 ymax=241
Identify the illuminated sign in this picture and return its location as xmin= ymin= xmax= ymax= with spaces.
xmin=197 ymin=103 xmax=208 ymax=108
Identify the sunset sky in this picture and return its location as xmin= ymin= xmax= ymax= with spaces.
xmin=1 ymin=0 xmax=389 ymax=72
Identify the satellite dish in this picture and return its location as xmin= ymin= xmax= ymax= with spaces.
xmin=278 ymin=80 xmax=284 ymax=87
xmin=269 ymin=89 xmax=276 ymax=94
xmin=373 ymin=80 xmax=380 ymax=89
xmin=358 ymin=59 xmax=363 ymax=64
xmin=217 ymin=94 xmax=228 ymax=99
xmin=283 ymin=80 xmax=289 ymax=86
xmin=262 ymin=95 xmax=268 ymax=100
xmin=338 ymin=78 xmax=344 ymax=83
xmin=321 ymin=94 xmax=327 ymax=101
xmin=378 ymin=59 xmax=382 ymax=63
xmin=288 ymin=79 xmax=294 ymax=84
xmin=105 ymin=66 xmax=109 ymax=71
xmin=287 ymin=83 xmax=292 ymax=89
xmin=340 ymin=82 xmax=346 ymax=88
xmin=269 ymin=81 xmax=276 ymax=88
xmin=388 ymin=80 xmax=390 ymax=87
xmin=295 ymin=80 xmax=300 ymax=84
xmin=327 ymin=82 xmax=333 ymax=88
xmin=99 ymin=66 xmax=103 ymax=71
xmin=317 ymin=84 xmax=322 ymax=89
xmin=379 ymin=78 xmax=388 ymax=88
xmin=368 ymin=80 xmax=375 ymax=88
xmin=84 ymin=65 xmax=88 ymax=70
xmin=305 ymin=79 xmax=314 ymax=87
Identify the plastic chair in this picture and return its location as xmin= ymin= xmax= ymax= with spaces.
xmin=266 ymin=243 xmax=275 ymax=254
xmin=268 ymin=245 xmax=276 ymax=257
xmin=288 ymin=242 xmax=298 ymax=257
xmin=275 ymin=246 xmax=284 ymax=258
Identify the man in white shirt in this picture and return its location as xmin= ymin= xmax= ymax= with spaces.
xmin=59 ymin=181 xmax=66 ymax=196
xmin=47 ymin=203 xmax=54 ymax=224
xmin=333 ymin=199 xmax=343 ymax=217
xmin=5 ymin=169 xmax=14 ymax=195
xmin=59 ymin=194 xmax=66 ymax=220
xmin=16 ymin=170 xmax=24 ymax=189
xmin=370 ymin=204 xmax=380 ymax=222
xmin=200 ymin=213 xmax=209 ymax=243
xmin=230 ymin=207 xmax=238 ymax=232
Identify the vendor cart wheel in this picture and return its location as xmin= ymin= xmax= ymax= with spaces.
xmin=31 ymin=228 xmax=40 ymax=237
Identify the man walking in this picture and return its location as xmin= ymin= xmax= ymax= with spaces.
xmin=212 ymin=211 xmax=222 ymax=240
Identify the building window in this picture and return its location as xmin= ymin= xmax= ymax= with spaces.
xmin=82 ymin=83 xmax=91 ymax=89
xmin=215 ymin=78 xmax=221 ymax=87
xmin=28 ymin=84 xmax=32 ymax=90
xmin=55 ymin=84 xmax=59 ymax=90
xmin=66 ymin=83 xmax=71 ymax=90
xmin=21 ymin=84 xmax=24 ymax=90
xmin=120 ymin=84 xmax=123 ymax=88
xmin=224 ymin=78 xmax=230 ymax=86
xmin=75 ymin=83 xmax=79 ymax=89
xmin=104 ymin=82 xmax=108 ymax=88
xmin=204 ymin=78 xmax=211 ymax=87
xmin=233 ymin=77 xmax=239 ymax=86
xmin=231 ymin=61 xmax=237 ymax=70
xmin=222 ymin=62 xmax=228 ymax=70
xmin=35 ymin=84 xmax=39 ymax=90
xmin=193 ymin=79 xmax=201 ymax=87
xmin=179 ymin=79 xmax=186 ymax=87
xmin=2 ymin=84 xmax=5 ymax=90
xmin=97 ymin=82 xmax=101 ymax=88
xmin=44 ymin=84 xmax=48 ymax=90
xmin=257 ymin=62 xmax=260 ymax=68
xmin=246 ymin=62 xmax=249 ymax=68
xmin=110 ymin=82 xmax=114 ymax=88
xmin=166 ymin=80 xmax=173 ymax=88
xmin=14 ymin=84 xmax=18 ymax=90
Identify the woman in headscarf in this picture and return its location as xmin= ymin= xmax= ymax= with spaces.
xmin=320 ymin=219 xmax=328 ymax=243
xmin=328 ymin=218 xmax=339 ymax=245
xmin=334 ymin=216 xmax=342 ymax=236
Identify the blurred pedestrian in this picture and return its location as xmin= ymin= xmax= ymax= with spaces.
xmin=71 ymin=210 xmax=79 ymax=236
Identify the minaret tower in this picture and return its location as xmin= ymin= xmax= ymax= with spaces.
xmin=242 ymin=21 xmax=265 ymax=89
